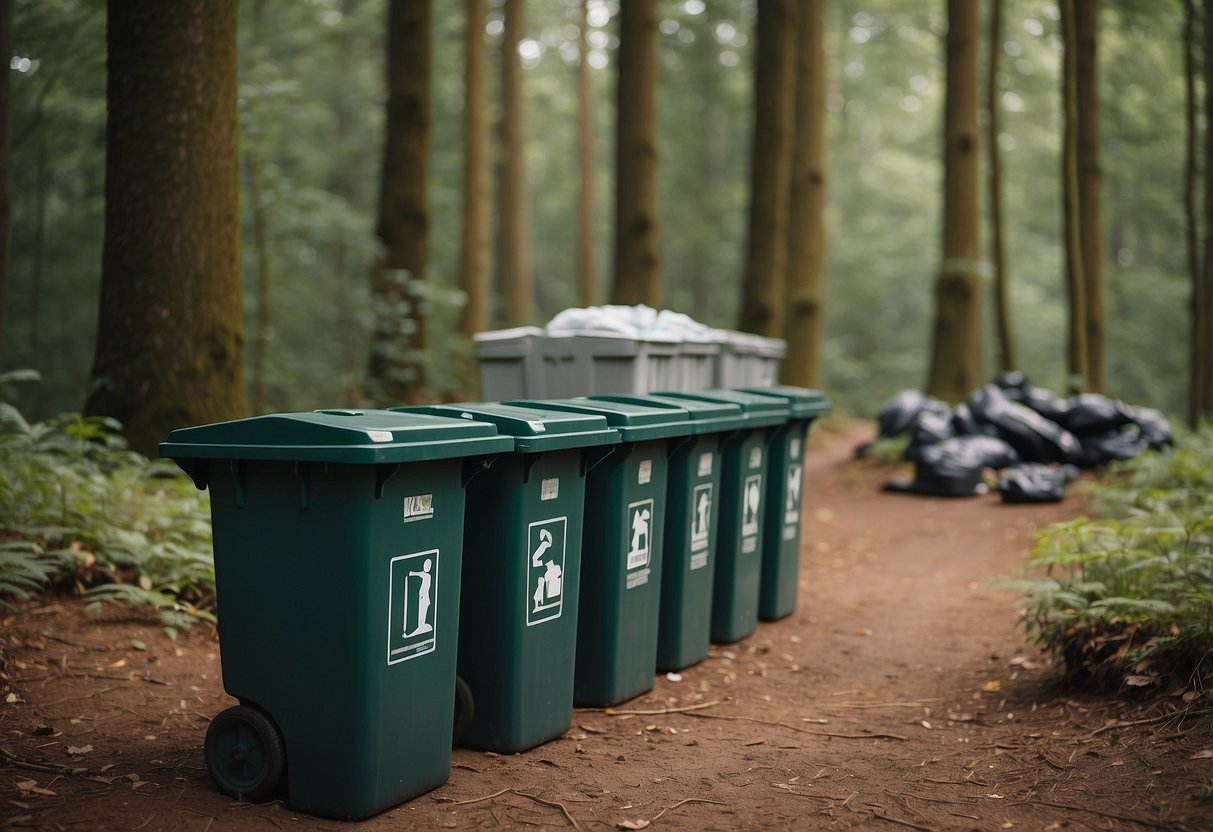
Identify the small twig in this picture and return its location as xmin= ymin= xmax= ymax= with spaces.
xmin=446 ymin=788 xmax=580 ymax=829
xmin=649 ymin=798 xmax=727 ymax=822
xmin=39 ymin=632 xmax=112 ymax=651
xmin=449 ymin=787 xmax=512 ymax=806
xmin=870 ymin=810 xmax=936 ymax=831
xmin=1089 ymin=708 xmax=1213 ymax=737
xmin=834 ymin=699 xmax=942 ymax=709
xmin=0 ymin=747 xmax=101 ymax=777
xmin=683 ymin=711 xmax=906 ymax=740
xmin=603 ymin=700 xmax=720 ymax=716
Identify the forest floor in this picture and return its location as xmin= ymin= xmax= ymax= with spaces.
xmin=1 ymin=423 xmax=1211 ymax=832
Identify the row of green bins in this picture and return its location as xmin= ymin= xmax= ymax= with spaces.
xmin=509 ymin=397 xmax=694 ymax=706
xmin=395 ymin=403 xmax=619 ymax=753
xmin=160 ymin=409 xmax=514 ymax=820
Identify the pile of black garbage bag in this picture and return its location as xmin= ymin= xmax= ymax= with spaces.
xmin=873 ymin=371 xmax=1173 ymax=503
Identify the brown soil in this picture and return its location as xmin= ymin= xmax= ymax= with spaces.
xmin=2 ymin=424 xmax=1210 ymax=831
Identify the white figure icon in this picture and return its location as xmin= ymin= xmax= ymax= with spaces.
xmin=404 ymin=558 xmax=434 ymax=638
xmin=745 ymin=479 xmax=761 ymax=525
xmin=534 ymin=561 xmax=563 ymax=611
xmin=786 ymin=466 xmax=801 ymax=512
xmin=630 ymin=506 xmax=651 ymax=560
xmin=531 ymin=528 xmax=553 ymax=567
xmin=694 ymin=489 xmax=711 ymax=538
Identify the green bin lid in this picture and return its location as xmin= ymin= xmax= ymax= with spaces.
xmin=507 ymin=398 xmax=694 ymax=443
xmin=394 ymin=403 xmax=619 ymax=453
xmin=735 ymin=385 xmax=832 ymax=420
xmin=650 ymin=389 xmax=788 ymax=428
xmin=159 ymin=409 xmax=513 ymax=465
xmin=588 ymin=394 xmax=746 ymax=435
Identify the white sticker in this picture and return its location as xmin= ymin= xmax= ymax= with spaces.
xmin=626 ymin=567 xmax=651 ymax=589
xmin=749 ymin=447 xmax=762 ymax=469
xmin=527 ymin=517 xmax=567 ymax=626
xmin=790 ymin=438 xmax=802 ymax=458
xmin=367 ymin=430 xmax=393 ymax=443
xmin=403 ymin=494 xmax=434 ymax=523
xmin=741 ymin=474 xmax=762 ymax=540
xmin=541 ymin=477 xmax=560 ymax=501
xmin=528 ymin=420 xmax=547 ymax=433
xmin=782 ymin=525 xmax=797 ymax=541
xmin=387 ymin=549 xmax=439 ymax=665
xmin=784 ymin=463 xmax=803 ymax=526
xmin=697 ymin=451 xmax=713 ymax=478
xmin=638 ymin=459 xmax=653 ymax=485
xmin=690 ymin=483 xmax=713 ymax=563
xmin=626 ymin=498 xmax=655 ymax=572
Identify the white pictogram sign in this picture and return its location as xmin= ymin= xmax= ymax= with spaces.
xmin=784 ymin=463 xmax=802 ymax=526
xmin=626 ymin=499 xmax=654 ymax=570
xmin=690 ymin=483 xmax=713 ymax=570
xmin=527 ymin=517 xmax=567 ymax=626
xmin=387 ymin=549 xmax=439 ymax=665
xmin=741 ymin=474 xmax=762 ymax=541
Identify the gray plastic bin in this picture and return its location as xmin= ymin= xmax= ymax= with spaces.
xmin=713 ymin=331 xmax=787 ymax=387
xmin=473 ymin=327 xmax=547 ymax=400
xmin=541 ymin=333 xmax=682 ymax=397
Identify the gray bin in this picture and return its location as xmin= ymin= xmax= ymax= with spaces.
xmin=541 ymin=333 xmax=682 ymax=397
xmin=713 ymin=331 xmax=787 ymax=388
xmin=474 ymin=327 xmax=547 ymax=400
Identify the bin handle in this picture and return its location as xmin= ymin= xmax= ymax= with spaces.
xmin=175 ymin=458 xmax=208 ymax=492
xmin=581 ymin=443 xmax=622 ymax=475
xmin=374 ymin=463 xmax=399 ymax=499
xmin=230 ymin=460 xmax=246 ymax=509
xmin=294 ymin=462 xmax=311 ymax=510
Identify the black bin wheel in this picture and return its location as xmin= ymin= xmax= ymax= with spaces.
xmin=452 ymin=674 xmax=474 ymax=746
xmin=205 ymin=704 xmax=286 ymax=803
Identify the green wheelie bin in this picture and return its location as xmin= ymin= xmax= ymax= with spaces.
xmin=587 ymin=394 xmax=747 ymax=671
xmin=160 ymin=409 xmax=512 ymax=820
xmin=651 ymin=390 xmax=788 ymax=644
xmin=508 ymin=397 xmax=693 ymax=706
xmin=395 ymin=403 xmax=618 ymax=753
xmin=736 ymin=386 xmax=832 ymax=621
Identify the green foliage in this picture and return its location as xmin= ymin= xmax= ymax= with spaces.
xmin=1020 ymin=430 xmax=1213 ymax=692
xmin=0 ymin=383 xmax=216 ymax=634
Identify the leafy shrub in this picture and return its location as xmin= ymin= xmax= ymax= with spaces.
xmin=1020 ymin=429 xmax=1213 ymax=692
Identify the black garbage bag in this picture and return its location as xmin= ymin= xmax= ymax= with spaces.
xmin=1060 ymin=393 xmax=1132 ymax=436
xmin=876 ymin=389 xmax=948 ymax=438
xmin=999 ymin=463 xmax=1079 ymax=503
xmin=1072 ymin=425 xmax=1151 ymax=468
xmin=1012 ymin=385 xmax=1070 ymax=423
xmin=887 ymin=435 xmax=1020 ymax=497
xmin=951 ymin=402 xmax=1000 ymax=438
xmin=966 ymin=384 xmax=1082 ymax=463
xmin=905 ymin=409 xmax=955 ymax=460
xmin=994 ymin=369 xmax=1029 ymax=393
xmin=1123 ymin=405 xmax=1174 ymax=450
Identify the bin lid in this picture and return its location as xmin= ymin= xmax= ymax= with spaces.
xmin=395 ymin=403 xmax=619 ymax=453
xmin=587 ymin=394 xmax=746 ymax=435
xmin=649 ymin=389 xmax=788 ymax=428
xmin=736 ymin=386 xmax=832 ymax=420
xmin=507 ymin=398 xmax=694 ymax=442
xmin=159 ymin=409 xmax=514 ymax=465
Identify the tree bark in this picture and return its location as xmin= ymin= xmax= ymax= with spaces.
xmin=1185 ymin=0 xmax=1202 ymax=427
xmin=86 ymin=0 xmax=246 ymax=456
xmin=781 ymin=0 xmax=827 ymax=387
xmin=738 ymin=0 xmax=797 ymax=337
xmin=1060 ymin=0 xmax=1088 ymax=393
xmin=0 ymin=0 xmax=11 ymax=364
xmin=925 ymin=0 xmax=983 ymax=404
xmin=987 ymin=0 xmax=1016 ymax=372
xmin=459 ymin=0 xmax=490 ymax=336
xmin=576 ymin=0 xmax=597 ymax=307
xmin=1075 ymin=0 xmax=1104 ymax=392
xmin=367 ymin=0 xmax=431 ymax=405
xmin=498 ymin=0 xmax=532 ymax=326
xmin=611 ymin=0 xmax=660 ymax=308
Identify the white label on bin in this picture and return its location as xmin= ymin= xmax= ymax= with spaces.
xmin=782 ymin=525 xmax=796 ymax=541
xmin=403 ymin=494 xmax=434 ymax=523
xmin=367 ymin=430 xmax=393 ymax=443
xmin=749 ymin=447 xmax=762 ymax=470
xmin=527 ymin=517 xmax=567 ymax=626
xmin=690 ymin=483 xmax=713 ymax=568
xmin=784 ymin=463 xmax=803 ymax=526
xmin=790 ymin=438 xmax=801 ymax=459
xmin=626 ymin=498 xmax=654 ymax=576
xmin=638 ymin=459 xmax=653 ymax=485
xmin=387 ymin=548 xmax=439 ymax=665
xmin=528 ymin=420 xmax=547 ymax=433
xmin=541 ymin=478 xmax=560 ymax=501
xmin=697 ymin=451 xmax=713 ymax=478
xmin=741 ymin=474 xmax=762 ymax=542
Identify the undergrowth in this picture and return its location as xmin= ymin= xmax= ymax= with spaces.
xmin=1019 ymin=428 xmax=1213 ymax=694
xmin=0 ymin=372 xmax=215 ymax=635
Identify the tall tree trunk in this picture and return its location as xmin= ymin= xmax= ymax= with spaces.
xmin=611 ymin=0 xmax=660 ymax=308
xmin=1060 ymin=0 xmax=1088 ymax=393
xmin=738 ymin=0 xmax=797 ymax=337
xmin=1203 ymin=0 xmax=1213 ymax=418
xmin=987 ymin=0 xmax=1016 ymax=372
xmin=1075 ymin=0 xmax=1104 ymax=392
xmin=576 ymin=0 xmax=597 ymax=307
xmin=459 ymin=0 xmax=489 ymax=336
xmin=0 ymin=0 xmax=11 ymax=364
xmin=1185 ymin=0 xmax=1203 ymax=427
xmin=925 ymin=0 xmax=983 ymax=404
xmin=86 ymin=0 xmax=246 ymax=456
xmin=498 ymin=0 xmax=532 ymax=326
xmin=781 ymin=0 xmax=827 ymax=387
xmin=367 ymin=0 xmax=431 ymax=405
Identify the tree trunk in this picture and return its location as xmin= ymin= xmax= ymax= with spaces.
xmin=1060 ymin=0 xmax=1088 ymax=394
xmin=1075 ymin=0 xmax=1104 ymax=392
xmin=86 ymin=0 xmax=246 ymax=456
xmin=245 ymin=149 xmax=271 ymax=414
xmin=0 ymin=0 xmax=11 ymax=364
xmin=738 ymin=0 xmax=797 ymax=337
xmin=367 ymin=0 xmax=431 ymax=405
xmin=459 ymin=0 xmax=489 ymax=336
xmin=925 ymin=0 xmax=983 ymax=404
xmin=611 ymin=0 xmax=660 ymax=308
xmin=498 ymin=0 xmax=532 ymax=326
xmin=987 ymin=0 xmax=1016 ymax=373
xmin=576 ymin=0 xmax=597 ymax=307
xmin=781 ymin=0 xmax=827 ymax=387
xmin=1203 ymin=0 xmax=1213 ymax=418
xmin=1185 ymin=0 xmax=1203 ymax=427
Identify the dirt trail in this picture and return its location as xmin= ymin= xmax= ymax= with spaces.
xmin=1 ymin=424 xmax=1210 ymax=831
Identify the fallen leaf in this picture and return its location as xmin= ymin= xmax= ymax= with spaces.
xmin=1123 ymin=675 xmax=1154 ymax=687
xmin=1190 ymin=750 xmax=1213 ymax=759
xmin=109 ymin=659 xmax=127 ymax=669
xmin=982 ymin=680 xmax=1001 ymax=692
xmin=66 ymin=745 xmax=93 ymax=756
xmin=617 ymin=821 xmax=650 ymax=830
xmin=987 ymin=793 xmax=1004 ymax=799
xmin=1110 ymin=761 xmax=1124 ymax=767
xmin=5 ymin=692 xmax=20 ymax=704
xmin=130 ymin=638 xmax=147 ymax=652
xmin=579 ymin=724 xmax=605 ymax=734
xmin=15 ymin=780 xmax=56 ymax=797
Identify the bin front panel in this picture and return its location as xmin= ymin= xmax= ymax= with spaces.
xmin=657 ymin=432 xmax=723 ymax=671
xmin=206 ymin=457 xmax=466 ymax=820
xmin=758 ymin=422 xmax=809 ymax=621
xmin=711 ymin=428 xmax=771 ymax=644
xmin=574 ymin=439 xmax=669 ymax=706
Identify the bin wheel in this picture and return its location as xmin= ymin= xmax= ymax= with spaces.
xmin=205 ymin=705 xmax=286 ymax=803
xmin=452 ymin=675 xmax=474 ymax=746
